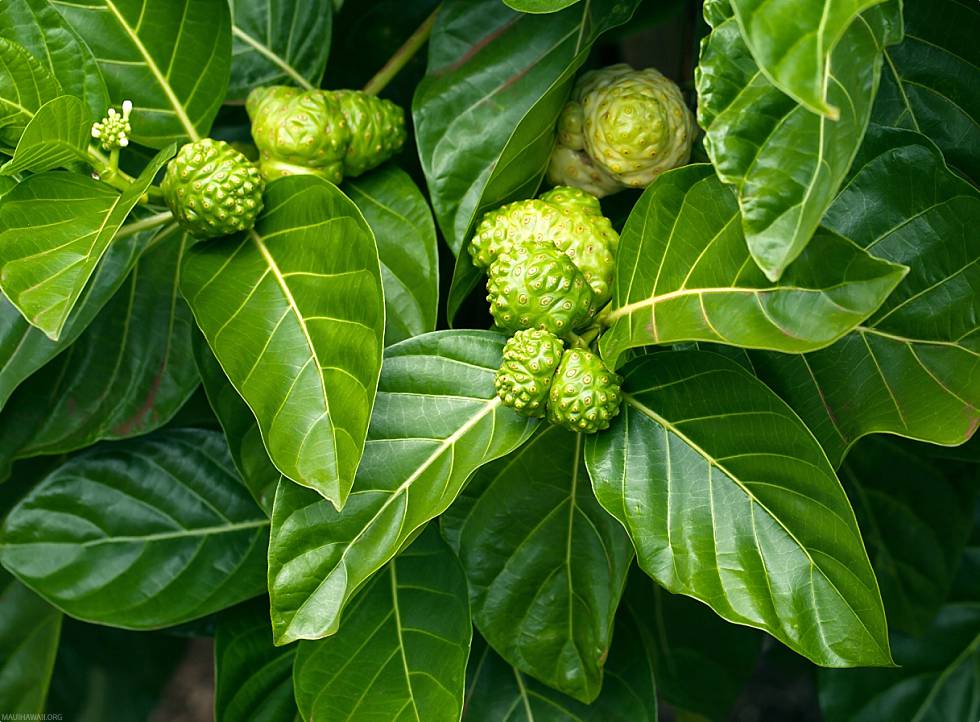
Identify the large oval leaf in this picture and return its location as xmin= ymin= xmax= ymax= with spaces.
xmin=696 ymin=0 xmax=902 ymax=280
xmin=0 ymin=226 xmax=198 ymax=474
xmin=292 ymin=526 xmax=470 ymax=722
xmin=751 ymin=127 xmax=980 ymax=465
xmin=52 ymin=0 xmax=231 ymax=147
xmin=0 ymin=0 xmax=109 ymax=124
xmin=344 ymin=167 xmax=439 ymax=346
xmin=441 ymin=426 xmax=633 ymax=703
xmin=0 ymin=428 xmax=269 ymax=628
xmin=0 ymin=145 xmax=174 ymax=340
xmin=181 ymin=175 xmax=385 ymax=510
xmin=267 ymin=330 xmax=537 ymax=644
xmin=585 ymin=350 xmax=892 ymax=667
xmin=873 ymin=0 xmax=979 ymax=181
xmin=0 ymin=573 xmax=61 ymax=715
xmin=1 ymin=95 xmax=92 ymax=176
xmin=598 ymin=164 xmax=906 ymax=369
xmin=413 ymin=0 xmax=639 ymax=319
xmin=0 ymin=38 xmax=61 ymax=147
xmin=228 ymin=0 xmax=331 ymax=99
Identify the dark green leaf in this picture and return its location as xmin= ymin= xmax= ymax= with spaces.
xmin=696 ymin=0 xmax=902 ymax=280
xmin=181 ymin=175 xmax=385 ymax=510
xmin=215 ymin=597 xmax=297 ymax=722
xmin=0 ymin=145 xmax=174 ymax=340
xmin=598 ymin=165 xmax=906 ymax=369
xmin=344 ymin=166 xmax=439 ymax=346
xmin=0 ymin=572 xmax=62 ymax=715
xmin=1 ymin=96 xmax=92 ymax=175
xmin=503 ymin=0 xmax=582 ymax=12
xmin=0 ymin=38 xmax=61 ymax=147
xmin=52 ymin=0 xmax=232 ymax=147
xmin=0 ymin=225 xmax=198 ymax=474
xmin=0 ymin=428 xmax=269 ymax=629
xmin=293 ymin=526 xmax=470 ymax=722
xmin=228 ymin=0 xmax=331 ymax=99
xmin=585 ymin=350 xmax=892 ymax=667
xmin=442 ymin=426 xmax=633 ymax=703
xmin=874 ymin=0 xmax=979 ymax=181
xmin=751 ymin=127 xmax=980 ymax=465
xmin=268 ymin=331 xmax=537 ymax=644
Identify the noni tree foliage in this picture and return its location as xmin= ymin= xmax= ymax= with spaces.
xmin=0 ymin=0 xmax=977 ymax=720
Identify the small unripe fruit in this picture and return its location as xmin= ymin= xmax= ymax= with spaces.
xmin=547 ymin=348 xmax=622 ymax=434
xmin=495 ymin=329 xmax=565 ymax=418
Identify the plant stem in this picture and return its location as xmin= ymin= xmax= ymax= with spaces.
xmin=362 ymin=4 xmax=441 ymax=96
xmin=88 ymin=146 xmax=166 ymax=203
xmin=115 ymin=210 xmax=174 ymax=240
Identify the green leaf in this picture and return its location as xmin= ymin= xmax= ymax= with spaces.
xmin=598 ymin=165 xmax=906 ymax=369
xmin=343 ymin=167 xmax=439 ymax=346
xmin=0 ymin=215 xmax=154 ymax=411
xmin=585 ymin=350 xmax=892 ymax=667
xmin=503 ymin=0 xmax=582 ymax=12
xmin=842 ymin=436 xmax=976 ymax=636
xmin=0 ymin=0 xmax=109 ymax=124
xmin=181 ymin=175 xmax=385 ymax=510
xmin=267 ymin=330 xmax=537 ymax=644
xmin=624 ymin=569 xmax=761 ymax=722
xmin=1 ymin=96 xmax=92 ymax=176
xmin=0 ymin=428 xmax=269 ymax=629
xmin=696 ymin=0 xmax=902 ymax=280
xmin=0 ymin=572 xmax=62 ymax=715
xmin=0 ymin=145 xmax=174 ymax=340
xmin=873 ymin=0 xmax=979 ymax=181
xmin=462 ymin=611 xmax=658 ymax=722
xmin=413 ymin=0 xmax=639 ymax=320
xmin=750 ymin=126 xmax=980 ymax=465
xmin=215 ymin=597 xmax=297 ymax=722
xmin=441 ymin=426 xmax=633 ymax=703
xmin=0 ymin=38 xmax=61 ymax=147
xmin=0 ymin=226 xmax=199 ymax=474
xmin=729 ymin=0 xmax=888 ymax=118
xmin=52 ymin=0 xmax=232 ymax=147
xmin=293 ymin=526 xmax=470 ymax=722
xmin=194 ymin=338 xmax=281 ymax=516
xmin=228 ymin=0 xmax=332 ymax=99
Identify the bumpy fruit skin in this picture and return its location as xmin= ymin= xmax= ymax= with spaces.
xmin=548 ymin=64 xmax=695 ymax=196
xmin=547 ymin=348 xmax=622 ymax=433
xmin=469 ymin=199 xmax=563 ymax=271
xmin=495 ymin=329 xmax=564 ymax=418
xmin=161 ymin=139 xmax=265 ymax=239
xmin=246 ymin=86 xmax=406 ymax=183
xmin=487 ymin=245 xmax=595 ymax=336
xmin=538 ymin=185 xmax=602 ymax=216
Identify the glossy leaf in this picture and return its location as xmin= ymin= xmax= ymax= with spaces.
xmin=873 ymin=0 xmax=979 ymax=181
xmin=1 ymin=95 xmax=92 ymax=175
xmin=842 ymin=436 xmax=976 ymax=635
xmin=344 ymin=167 xmax=439 ymax=346
xmin=462 ymin=610 xmax=658 ymax=722
xmin=0 ymin=572 xmax=62 ymax=715
xmin=624 ymin=569 xmax=761 ymax=721
xmin=503 ymin=0 xmax=581 ymax=12
xmin=413 ymin=0 xmax=639 ymax=319
xmin=751 ymin=127 xmax=980 ymax=465
xmin=52 ymin=0 xmax=232 ymax=147
xmin=215 ymin=597 xmax=297 ymax=722
xmin=0 ymin=38 xmax=61 ymax=147
xmin=729 ymin=0 xmax=887 ymax=118
xmin=585 ymin=350 xmax=892 ymax=667
xmin=0 ymin=428 xmax=269 ymax=629
xmin=194 ymin=338 xmax=281 ymax=516
xmin=181 ymin=175 xmax=385 ymax=510
xmin=598 ymin=164 xmax=906 ymax=369
xmin=0 ymin=0 xmax=109 ymax=123
xmin=696 ymin=0 xmax=902 ymax=280
xmin=0 ymin=145 xmax=174 ymax=340
xmin=228 ymin=0 xmax=331 ymax=99
xmin=442 ymin=426 xmax=633 ymax=703
xmin=293 ymin=526 xmax=470 ymax=722
xmin=0 ymin=216 xmax=156 ymax=411
xmin=0 ymin=226 xmax=199 ymax=474
xmin=267 ymin=331 xmax=537 ymax=644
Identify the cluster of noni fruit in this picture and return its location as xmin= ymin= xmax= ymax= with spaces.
xmin=470 ymin=186 xmax=624 ymax=434
xmin=158 ymin=86 xmax=406 ymax=239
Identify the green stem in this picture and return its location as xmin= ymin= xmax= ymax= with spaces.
xmin=362 ymin=4 xmax=441 ymax=96
xmin=595 ymin=301 xmax=614 ymax=327
xmin=88 ymin=145 xmax=165 ymax=203
xmin=115 ymin=210 xmax=174 ymax=239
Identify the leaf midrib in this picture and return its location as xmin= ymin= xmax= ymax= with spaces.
xmin=231 ymin=25 xmax=312 ymax=89
xmin=1 ymin=517 xmax=269 ymax=549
